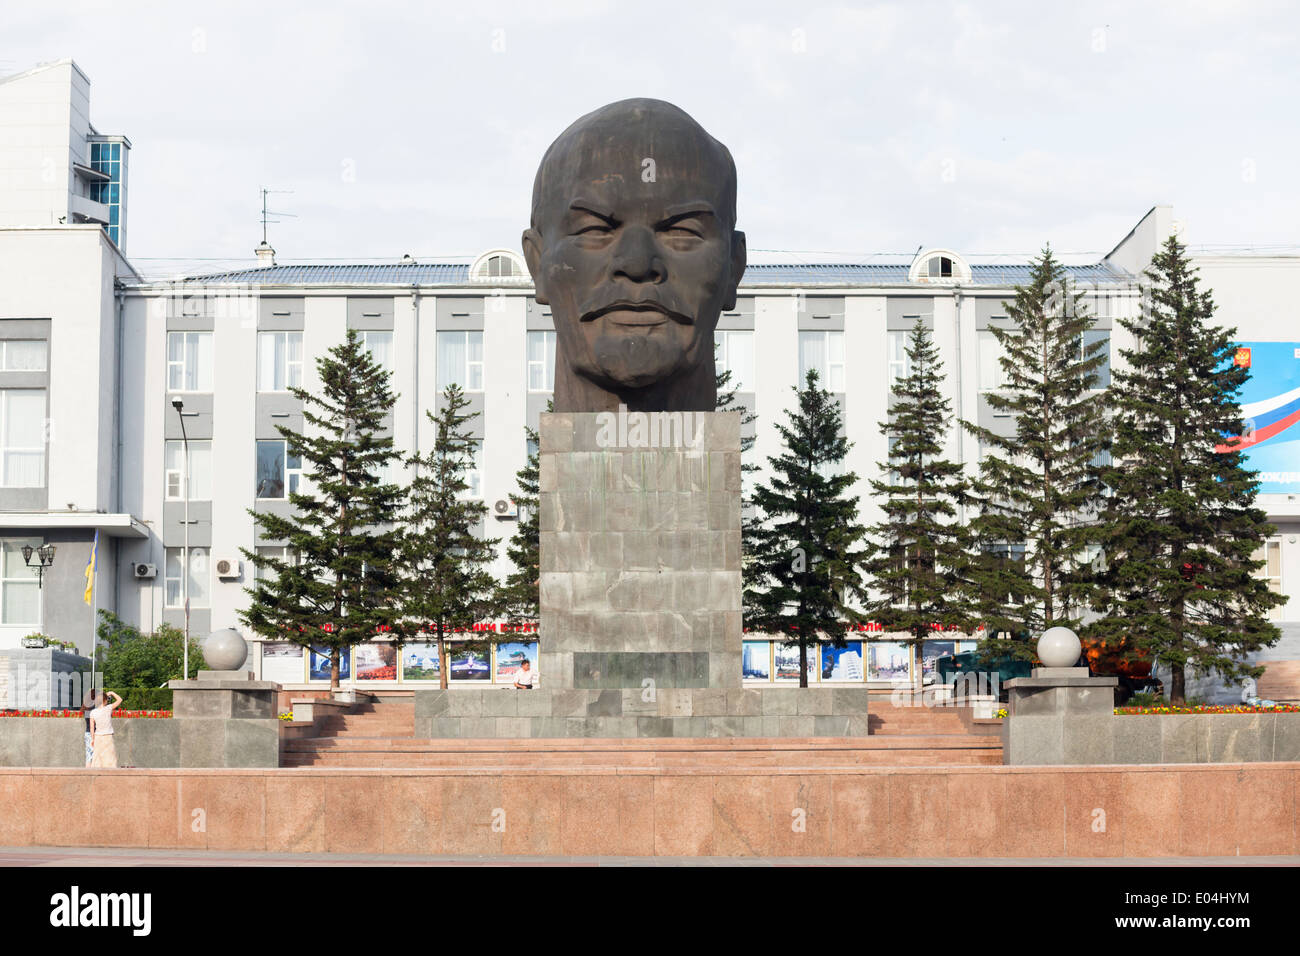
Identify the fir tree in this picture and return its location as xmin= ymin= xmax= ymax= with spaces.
xmin=715 ymin=343 xmax=762 ymax=588
xmin=239 ymin=329 xmax=404 ymax=693
xmin=1089 ymin=235 xmax=1283 ymax=702
xmin=962 ymin=245 xmax=1109 ymax=662
xmin=743 ymin=369 xmax=871 ymax=686
xmin=498 ymin=423 xmax=541 ymax=626
xmin=864 ymin=320 xmax=973 ymax=689
xmin=394 ymin=384 xmax=502 ymax=689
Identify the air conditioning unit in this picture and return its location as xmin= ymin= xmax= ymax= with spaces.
xmin=214 ymin=556 xmax=242 ymax=579
xmin=493 ymin=498 xmax=518 ymax=519
xmin=133 ymin=563 xmax=157 ymax=579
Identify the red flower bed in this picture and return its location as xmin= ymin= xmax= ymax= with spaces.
xmin=1116 ymin=704 xmax=1300 ymax=715
xmin=0 ymin=709 xmax=172 ymax=718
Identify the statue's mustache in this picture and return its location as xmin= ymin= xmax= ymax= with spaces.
xmin=579 ymin=296 xmax=693 ymax=326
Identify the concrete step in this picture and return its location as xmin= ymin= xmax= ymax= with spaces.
xmin=280 ymin=734 xmax=1003 ymax=768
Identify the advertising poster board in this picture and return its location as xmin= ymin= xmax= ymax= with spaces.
xmin=309 ymin=645 xmax=350 ymax=681
xmin=260 ymin=641 xmax=304 ymax=684
xmin=449 ymin=642 xmax=492 ymax=681
xmin=494 ymin=641 xmax=538 ymax=684
xmin=1226 ymin=342 xmax=1300 ymax=493
xmin=742 ymin=641 xmax=771 ymax=681
xmin=354 ymin=642 xmax=397 ymax=681
xmin=401 ymin=642 xmax=441 ymax=681
xmin=868 ymin=641 xmax=911 ymax=682
xmin=821 ymin=642 xmax=864 ymax=681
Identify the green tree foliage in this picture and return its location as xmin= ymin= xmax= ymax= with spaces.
xmin=1090 ymin=235 xmax=1284 ymax=702
xmin=498 ymin=422 xmax=541 ymax=626
xmin=94 ymin=610 xmax=205 ymax=688
xmin=963 ymin=245 xmax=1109 ymax=661
xmin=239 ymin=329 xmax=404 ymax=692
xmin=864 ymin=320 xmax=973 ymax=686
xmin=743 ymin=369 xmax=871 ymax=686
xmin=394 ymin=384 xmax=502 ymax=689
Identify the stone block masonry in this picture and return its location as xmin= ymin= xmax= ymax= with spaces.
xmin=406 ymin=411 xmax=872 ymax=738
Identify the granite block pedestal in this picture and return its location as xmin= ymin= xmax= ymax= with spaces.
xmin=414 ymin=411 xmax=870 ymax=738
xmin=167 ymin=670 xmax=281 ymax=766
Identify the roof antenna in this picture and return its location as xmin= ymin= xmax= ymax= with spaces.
xmin=256 ymin=186 xmax=295 ymax=266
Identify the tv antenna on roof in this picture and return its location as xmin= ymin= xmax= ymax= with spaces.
xmin=259 ymin=186 xmax=296 ymax=244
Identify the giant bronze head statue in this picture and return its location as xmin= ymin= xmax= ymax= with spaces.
xmin=522 ymin=99 xmax=747 ymax=413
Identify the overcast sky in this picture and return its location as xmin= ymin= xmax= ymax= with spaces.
xmin=7 ymin=1 xmax=1299 ymax=274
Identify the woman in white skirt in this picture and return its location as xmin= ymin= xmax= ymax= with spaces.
xmin=88 ymin=690 xmax=122 ymax=768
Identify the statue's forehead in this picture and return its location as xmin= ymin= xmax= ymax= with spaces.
xmin=540 ymin=146 xmax=728 ymax=214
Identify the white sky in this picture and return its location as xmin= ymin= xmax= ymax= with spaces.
xmin=7 ymin=0 xmax=1299 ymax=271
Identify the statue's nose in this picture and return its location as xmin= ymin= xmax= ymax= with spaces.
xmin=610 ymin=225 xmax=665 ymax=283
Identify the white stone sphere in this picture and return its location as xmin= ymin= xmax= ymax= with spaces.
xmin=203 ymin=628 xmax=248 ymax=671
xmin=1037 ymin=626 xmax=1081 ymax=668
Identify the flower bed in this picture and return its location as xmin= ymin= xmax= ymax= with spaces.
xmin=0 ymin=709 xmax=172 ymax=718
xmin=1115 ymin=704 xmax=1300 ymax=715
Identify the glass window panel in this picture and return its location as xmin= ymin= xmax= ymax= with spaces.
xmin=2 ymin=581 xmax=39 ymax=624
xmin=256 ymin=441 xmax=285 ymax=498
xmin=1082 ymin=329 xmax=1110 ymax=388
xmin=437 ymin=331 xmax=467 ymax=390
xmin=979 ymin=330 xmax=1006 ymax=391
xmin=798 ymin=331 xmax=825 ymax=382
xmin=5 ymin=341 xmax=47 ymax=371
xmin=363 ymin=331 xmax=393 ymax=372
xmin=188 ymin=550 xmax=210 ymax=605
xmin=258 ymin=333 xmax=278 ymax=390
xmin=4 ymin=391 xmax=45 ymax=447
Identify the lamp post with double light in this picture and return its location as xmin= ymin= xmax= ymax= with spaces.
xmin=171 ymin=398 xmax=190 ymax=679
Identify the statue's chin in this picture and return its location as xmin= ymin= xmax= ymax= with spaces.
xmin=589 ymin=337 xmax=687 ymax=391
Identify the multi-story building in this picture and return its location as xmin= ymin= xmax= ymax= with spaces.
xmin=0 ymin=59 xmax=129 ymax=249
xmin=0 ymin=62 xmax=1295 ymax=697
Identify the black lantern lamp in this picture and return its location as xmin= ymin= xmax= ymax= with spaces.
xmin=22 ymin=543 xmax=56 ymax=588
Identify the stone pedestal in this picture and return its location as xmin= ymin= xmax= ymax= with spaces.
xmin=167 ymin=670 xmax=281 ymax=766
xmin=413 ymin=410 xmax=871 ymax=738
xmin=1002 ymin=667 xmax=1118 ymax=765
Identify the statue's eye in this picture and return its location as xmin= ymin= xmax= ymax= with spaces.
xmin=572 ymin=219 xmax=613 ymax=236
xmin=663 ymin=218 xmax=705 ymax=239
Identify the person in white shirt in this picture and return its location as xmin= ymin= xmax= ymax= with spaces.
xmin=88 ymin=690 xmax=122 ymax=768
xmin=513 ymin=660 xmax=537 ymax=689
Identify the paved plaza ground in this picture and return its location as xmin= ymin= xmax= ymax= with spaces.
xmin=2 ymin=846 xmax=1297 ymax=867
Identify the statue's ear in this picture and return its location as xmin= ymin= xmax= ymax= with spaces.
xmin=723 ymin=230 xmax=747 ymax=311
xmin=522 ymin=228 xmax=548 ymax=305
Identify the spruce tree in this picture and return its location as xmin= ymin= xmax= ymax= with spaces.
xmin=394 ymin=384 xmax=502 ymax=690
xmin=1090 ymin=235 xmax=1283 ymax=702
xmin=498 ymin=423 xmax=541 ymax=626
xmin=715 ymin=345 xmax=762 ymax=588
xmin=239 ymin=329 xmax=404 ymax=693
xmin=743 ymin=369 xmax=871 ymax=686
xmin=963 ymin=245 xmax=1109 ymax=662
xmin=865 ymin=320 xmax=973 ymax=689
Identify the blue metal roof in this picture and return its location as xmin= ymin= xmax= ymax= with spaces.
xmin=161 ymin=259 xmax=1134 ymax=289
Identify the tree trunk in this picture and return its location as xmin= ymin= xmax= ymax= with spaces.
xmin=330 ymin=649 xmax=339 ymax=693
xmin=799 ymin=639 xmax=808 ymax=689
xmin=1170 ymin=663 xmax=1186 ymax=705
xmin=438 ymin=630 xmax=448 ymax=691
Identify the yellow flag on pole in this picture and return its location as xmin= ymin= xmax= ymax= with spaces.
xmin=83 ymin=530 xmax=99 ymax=606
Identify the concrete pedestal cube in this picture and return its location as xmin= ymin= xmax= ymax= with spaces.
xmin=167 ymin=671 xmax=280 ymax=767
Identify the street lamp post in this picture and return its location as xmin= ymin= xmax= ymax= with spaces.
xmin=172 ymin=398 xmax=190 ymax=680
xmin=21 ymin=543 xmax=56 ymax=587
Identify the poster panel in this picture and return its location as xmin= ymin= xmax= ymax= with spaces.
xmin=867 ymin=641 xmax=910 ymax=682
xmin=821 ymin=642 xmax=864 ymax=681
xmin=494 ymin=641 xmax=538 ymax=684
xmin=401 ymin=642 xmax=441 ymax=681
xmin=354 ymin=642 xmax=397 ymax=681
xmin=260 ymin=641 xmax=303 ymax=684
xmin=1226 ymin=342 xmax=1300 ymax=493
xmin=742 ymin=641 xmax=771 ymax=681
xmin=309 ymin=645 xmax=350 ymax=681
xmin=449 ymin=642 xmax=492 ymax=681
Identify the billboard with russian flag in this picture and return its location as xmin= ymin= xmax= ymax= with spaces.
xmin=1225 ymin=342 xmax=1300 ymax=494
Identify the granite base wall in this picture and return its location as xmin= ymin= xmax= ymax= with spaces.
xmin=0 ymin=718 xmax=279 ymax=768
xmin=413 ymin=686 xmax=872 ymax=738
xmin=1004 ymin=712 xmax=1300 ymax=765
xmin=2 ymin=763 xmax=1297 ymax=857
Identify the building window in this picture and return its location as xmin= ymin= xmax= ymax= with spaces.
xmin=437 ymin=330 xmax=484 ymax=391
xmin=716 ymin=329 xmax=755 ymax=393
xmin=167 ymin=331 xmax=213 ymax=391
xmin=164 ymin=440 xmax=212 ymax=500
xmin=89 ymin=141 xmax=124 ymax=247
xmin=164 ymin=547 xmax=210 ymax=608
xmin=258 ymin=331 xmax=303 ymax=392
xmin=887 ymin=329 xmax=912 ymax=386
xmin=361 ymin=330 xmax=394 ymax=375
xmin=1080 ymin=329 xmax=1111 ymax=388
xmin=978 ymin=329 xmax=1011 ymax=393
xmin=477 ymin=254 xmax=520 ymax=279
xmin=256 ymin=440 xmax=303 ymax=499
xmin=798 ymin=330 xmax=845 ymax=392
xmin=1254 ymin=539 xmax=1284 ymax=621
xmin=1 ymin=538 xmax=41 ymax=625
xmin=0 ymin=389 xmax=45 ymax=487
xmin=527 ymin=330 xmax=555 ymax=391
xmin=254 ymin=545 xmax=299 ymax=582
xmin=464 ymin=441 xmax=484 ymax=499
xmin=0 ymin=340 xmax=47 ymax=371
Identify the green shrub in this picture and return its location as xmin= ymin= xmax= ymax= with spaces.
xmin=104 ymin=687 xmax=174 ymax=710
xmin=1125 ymin=690 xmax=1163 ymax=708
